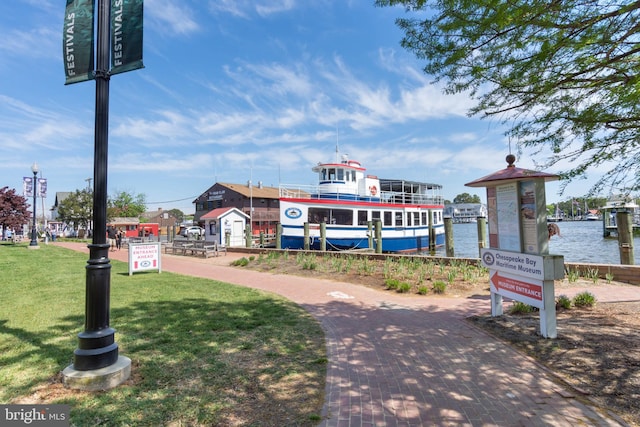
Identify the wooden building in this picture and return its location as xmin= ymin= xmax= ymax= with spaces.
xmin=193 ymin=182 xmax=280 ymax=236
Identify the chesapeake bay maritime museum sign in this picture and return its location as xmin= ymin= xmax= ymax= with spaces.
xmin=466 ymin=154 xmax=564 ymax=338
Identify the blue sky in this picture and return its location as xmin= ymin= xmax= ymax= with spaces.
xmin=1 ymin=0 xmax=596 ymax=215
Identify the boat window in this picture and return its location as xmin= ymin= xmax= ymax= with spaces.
xmin=320 ymin=169 xmax=327 ymax=180
xmin=308 ymin=208 xmax=329 ymax=224
xmin=328 ymin=168 xmax=336 ymax=180
xmin=372 ymin=211 xmax=381 ymax=222
xmin=331 ymin=209 xmax=353 ymax=225
xmin=395 ymin=212 xmax=403 ymax=226
xmin=406 ymin=212 xmax=412 ymax=226
xmin=337 ymin=169 xmax=344 ymax=181
xmin=358 ymin=210 xmax=368 ymax=225
xmin=413 ymin=212 xmax=420 ymax=226
xmin=383 ymin=211 xmax=392 ymax=226
xmin=421 ymin=212 xmax=427 ymax=225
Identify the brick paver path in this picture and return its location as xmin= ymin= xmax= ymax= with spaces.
xmin=56 ymin=242 xmax=636 ymax=426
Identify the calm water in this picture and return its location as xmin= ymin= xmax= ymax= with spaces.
xmin=437 ymin=221 xmax=640 ymax=265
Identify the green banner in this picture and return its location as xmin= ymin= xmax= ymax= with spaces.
xmin=63 ymin=0 xmax=95 ymax=85
xmin=111 ymin=0 xmax=145 ymax=75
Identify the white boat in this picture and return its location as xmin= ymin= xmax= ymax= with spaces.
xmin=279 ymin=155 xmax=445 ymax=252
xmin=585 ymin=212 xmax=599 ymax=221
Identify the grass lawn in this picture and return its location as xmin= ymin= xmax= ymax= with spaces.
xmin=0 ymin=242 xmax=326 ymax=426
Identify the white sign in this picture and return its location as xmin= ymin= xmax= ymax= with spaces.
xmin=481 ymin=248 xmax=564 ymax=281
xmin=481 ymin=248 xmax=545 ymax=281
xmin=128 ymin=242 xmax=162 ymax=276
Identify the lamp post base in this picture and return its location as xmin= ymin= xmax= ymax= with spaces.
xmin=62 ymin=356 xmax=131 ymax=391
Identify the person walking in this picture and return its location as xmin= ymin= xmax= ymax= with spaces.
xmin=116 ymin=229 xmax=123 ymax=250
xmin=107 ymin=226 xmax=117 ymax=251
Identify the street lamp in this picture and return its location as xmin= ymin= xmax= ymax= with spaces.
xmin=29 ymin=162 xmax=39 ymax=247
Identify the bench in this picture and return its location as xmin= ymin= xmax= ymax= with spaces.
xmin=164 ymin=241 xmax=193 ymax=255
xmin=163 ymin=241 xmax=226 ymax=257
xmin=190 ymin=244 xmax=226 ymax=258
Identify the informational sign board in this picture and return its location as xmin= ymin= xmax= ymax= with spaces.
xmin=128 ymin=242 xmax=162 ymax=276
xmin=481 ymin=248 xmax=564 ymax=281
xmin=496 ymin=182 xmax=521 ymax=251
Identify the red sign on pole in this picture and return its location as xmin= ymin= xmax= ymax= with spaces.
xmin=489 ymin=270 xmax=544 ymax=309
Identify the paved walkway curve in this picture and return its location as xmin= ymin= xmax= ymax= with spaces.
xmin=55 ymin=242 xmax=634 ymax=426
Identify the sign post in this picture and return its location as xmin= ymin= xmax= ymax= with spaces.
xmin=466 ymin=154 xmax=564 ymax=338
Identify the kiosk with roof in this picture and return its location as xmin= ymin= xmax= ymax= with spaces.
xmin=466 ymin=154 xmax=564 ymax=338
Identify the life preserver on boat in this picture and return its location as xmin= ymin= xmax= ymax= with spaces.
xmin=369 ymin=185 xmax=378 ymax=196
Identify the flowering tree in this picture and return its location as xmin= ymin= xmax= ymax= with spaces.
xmin=0 ymin=186 xmax=30 ymax=238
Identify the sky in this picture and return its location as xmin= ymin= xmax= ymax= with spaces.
xmin=1 ymin=0 xmax=604 ymax=216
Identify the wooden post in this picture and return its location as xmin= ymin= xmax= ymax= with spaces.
xmin=259 ymin=231 xmax=265 ymax=248
xmin=617 ymin=211 xmax=635 ymax=265
xmin=444 ymin=217 xmax=454 ymax=257
xmin=477 ymin=216 xmax=487 ymax=258
xmin=375 ymin=220 xmax=382 ymax=253
xmin=428 ymin=210 xmax=436 ymax=255
xmin=245 ymin=224 xmax=251 ymax=248
xmin=276 ymin=223 xmax=282 ymax=250
xmin=368 ymin=221 xmax=373 ymax=250
xmin=303 ymin=222 xmax=310 ymax=250
xmin=320 ymin=222 xmax=326 ymax=251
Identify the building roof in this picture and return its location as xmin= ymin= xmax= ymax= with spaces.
xmin=465 ymin=155 xmax=559 ymax=187
xmin=201 ymin=207 xmax=250 ymax=220
xmin=195 ymin=182 xmax=280 ymax=202
xmin=53 ymin=191 xmax=72 ymax=207
xmin=108 ymin=217 xmax=140 ymax=225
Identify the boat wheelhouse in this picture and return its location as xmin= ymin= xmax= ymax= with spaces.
xmin=279 ymin=155 xmax=445 ymax=252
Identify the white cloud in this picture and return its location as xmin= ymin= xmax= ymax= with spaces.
xmin=146 ymin=0 xmax=200 ymax=35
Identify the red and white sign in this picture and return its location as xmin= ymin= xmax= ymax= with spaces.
xmin=128 ymin=242 xmax=162 ymax=276
xmin=489 ymin=270 xmax=544 ymax=309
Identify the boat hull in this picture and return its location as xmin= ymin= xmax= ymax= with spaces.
xmin=280 ymin=227 xmax=445 ymax=253
xmin=279 ymin=199 xmax=446 ymax=253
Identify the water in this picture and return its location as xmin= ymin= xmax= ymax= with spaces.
xmin=439 ymin=221 xmax=640 ymax=265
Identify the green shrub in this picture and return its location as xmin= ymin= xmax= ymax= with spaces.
xmin=566 ymin=268 xmax=580 ymax=283
xmin=605 ymin=272 xmax=614 ymax=283
xmin=397 ymin=282 xmax=412 ymax=293
xmin=573 ymin=291 xmax=597 ymax=308
xmin=231 ymin=257 xmax=249 ymax=267
xmin=585 ymin=268 xmax=599 ymax=284
xmin=384 ymin=278 xmax=400 ymax=290
xmin=556 ymin=294 xmax=572 ymax=310
xmin=432 ymin=280 xmax=447 ymax=294
xmin=508 ymin=301 xmax=536 ymax=314
xmin=417 ymin=285 xmax=429 ymax=295
xmin=302 ymin=258 xmax=317 ymax=270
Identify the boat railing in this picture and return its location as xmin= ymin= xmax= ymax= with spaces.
xmin=280 ymin=184 xmax=443 ymax=205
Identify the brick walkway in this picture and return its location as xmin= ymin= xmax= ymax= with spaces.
xmin=56 ymin=242 xmax=636 ymax=426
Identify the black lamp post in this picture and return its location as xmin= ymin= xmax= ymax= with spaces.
xmin=29 ymin=162 xmax=39 ymax=247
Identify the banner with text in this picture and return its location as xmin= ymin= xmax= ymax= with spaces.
xmin=23 ymin=177 xmax=34 ymax=198
xmin=63 ymin=0 xmax=95 ymax=85
xmin=111 ymin=0 xmax=145 ymax=75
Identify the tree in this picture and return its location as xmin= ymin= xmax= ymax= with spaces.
xmin=453 ymin=192 xmax=481 ymax=204
xmin=167 ymin=208 xmax=185 ymax=223
xmin=57 ymin=189 xmax=94 ymax=231
xmin=0 ymin=187 xmax=30 ymax=238
xmin=107 ymin=191 xmax=146 ymax=219
xmin=376 ymin=0 xmax=640 ymax=195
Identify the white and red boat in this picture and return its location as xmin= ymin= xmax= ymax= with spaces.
xmin=279 ymin=154 xmax=445 ymax=252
